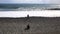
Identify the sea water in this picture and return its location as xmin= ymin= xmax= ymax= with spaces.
xmin=0 ymin=4 xmax=60 ymax=11
xmin=0 ymin=4 xmax=58 ymax=11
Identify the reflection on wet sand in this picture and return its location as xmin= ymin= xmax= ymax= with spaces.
xmin=0 ymin=17 xmax=60 ymax=34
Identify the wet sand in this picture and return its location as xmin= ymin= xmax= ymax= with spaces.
xmin=0 ymin=17 xmax=60 ymax=34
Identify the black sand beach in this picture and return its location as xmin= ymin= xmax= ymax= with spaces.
xmin=0 ymin=17 xmax=60 ymax=34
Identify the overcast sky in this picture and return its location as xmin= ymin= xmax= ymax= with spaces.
xmin=0 ymin=0 xmax=60 ymax=4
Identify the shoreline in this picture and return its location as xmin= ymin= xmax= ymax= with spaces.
xmin=0 ymin=11 xmax=60 ymax=18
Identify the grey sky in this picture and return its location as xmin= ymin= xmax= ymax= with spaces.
xmin=0 ymin=0 xmax=60 ymax=4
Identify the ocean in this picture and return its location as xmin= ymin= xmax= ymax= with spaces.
xmin=0 ymin=4 xmax=60 ymax=11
